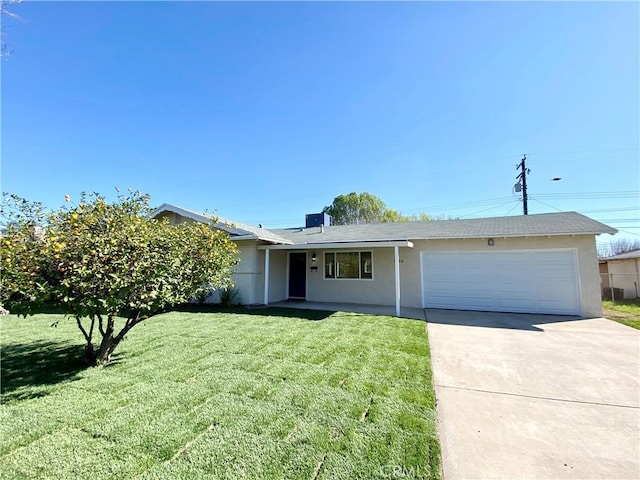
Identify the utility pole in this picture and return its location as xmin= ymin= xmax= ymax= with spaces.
xmin=515 ymin=154 xmax=529 ymax=215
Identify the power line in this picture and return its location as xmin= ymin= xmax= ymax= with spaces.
xmin=502 ymin=202 xmax=522 ymax=216
xmin=579 ymin=206 xmax=639 ymax=214
xmin=423 ymin=148 xmax=637 ymax=174
xmin=530 ymin=197 xmax=565 ymax=212
xmin=534 ymin=191 xmax=639 ymax=199
xmin=400 ymin=196 xmax=516 ymax=214
xmin=249 ymin=202 xmax=638 ymax=227
xmin=457 ymin=201 xmax=520 ymax=218
xmin=240 ymin=189 xmax=639 ymax=226
xmin=608 ymin=228 xmax=640 ymax=237
xmin=527 ymin=148 xmax=638 ymax=156
xmin=400 ymin=192 xmax=639 ymax=215
xmin=599 ymin=219 xmax=640 ymax=224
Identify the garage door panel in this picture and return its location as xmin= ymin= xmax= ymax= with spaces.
xmin=458 ymin=281 xmax=495 ymax=291
xmin=458 ymin=296 xmax=498 ymax=307
xmin=422 ymin=250 xmax=581 ymax=315
xmin=497 ymin=298 xmax=536 ymax=309
xmin=497 ymin=286 xmax=530 ymax=297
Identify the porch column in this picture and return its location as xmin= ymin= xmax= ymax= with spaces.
xmin=394 ymin=246 xmax=400 ymax=317
xmin=263 ymin=248 xmax=270 ymax=305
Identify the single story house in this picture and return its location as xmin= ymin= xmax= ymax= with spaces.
xmin=153 ymin=204 xmax=617 ymax=318
xmin=599 ymin=249 xmax=640 ymax=299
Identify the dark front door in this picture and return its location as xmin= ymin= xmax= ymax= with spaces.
xmin=288 ymin=252 xmax=306 ymax=299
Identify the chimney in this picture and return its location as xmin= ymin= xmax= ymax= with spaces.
xmin=305 ymin=213 xmax=332 ymax=229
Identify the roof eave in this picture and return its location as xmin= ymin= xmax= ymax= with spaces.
xmin=421 ymin=231 xmax=617 ymax=240
xmin=152 ymin=203 xmax=212 ymax=224
xmin=231 ymin=234 xmax=293 ymax=245
xmin=257 ymin=240 xmax=414 ymax=250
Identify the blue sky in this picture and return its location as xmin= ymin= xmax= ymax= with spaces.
xmin=2 ymin=1 xmax=638 ymax=245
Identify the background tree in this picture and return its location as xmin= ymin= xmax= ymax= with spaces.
xmin=598 ymin=238 xmax=640 ymax=258
xmin=381 ymin=209 xmax=431 ymax=223
xmin=1 ymin=191 xmax=239 ymax=366
xmin=323 ymin=192 xmax=386 ymax=225
xmin=323 ymin=192 xmax=430 ymax=225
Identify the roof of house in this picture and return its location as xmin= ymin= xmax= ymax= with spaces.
xmin=151 ymin=204 xmax=293 ymax=244
xmin=270 ymin=211 xmax=617 ymax=244
xmin=152 ymin=205 xmax=616 ymax=246
xmin=601 ymin=249 xmax=640 ymax=261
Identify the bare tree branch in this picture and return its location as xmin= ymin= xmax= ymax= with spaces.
xmin=97 ymin=313 xmax=105 ymax=337
xmin=76 ymin=316 xmax=92 ymax=344
xmin=1 ymin=0 xmax=23 ymax=58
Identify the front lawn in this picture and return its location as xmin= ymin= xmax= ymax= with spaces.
xmin=603 ymin=299 xmax=640 ymax=330
xmin=0 ymin=308 xmax=440 ymax=479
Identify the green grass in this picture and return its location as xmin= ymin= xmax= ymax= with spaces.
xmin=603 ymin=299 xmax=640 ymax=330
xmin=0 ymin=308 xmax=440 ymax=479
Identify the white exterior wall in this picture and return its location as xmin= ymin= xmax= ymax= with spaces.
xmin=401 ymin=235 xmax=603 ymax=318
xmin=607 ymin=258 xmax=640 ymax=299
xmin=231 ymin=240 xmax=263 ymax=305
xmin=156 ymin=209 xmax=604 ymax=316
xmin=267 ymin=250 xmax=288 ymax=303
xmin=305 ymin=248 xmax=397 ymax=306
xmin=263 ymin=235 xmax=602 ymax=317
xmin=224 ymin=242 xmax=288 ymax=305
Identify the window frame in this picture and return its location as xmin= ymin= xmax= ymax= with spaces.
xmin=323 ymin=250 xmax=374 ymax=281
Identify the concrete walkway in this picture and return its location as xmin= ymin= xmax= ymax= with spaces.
xmin=425 ymin=310 xmax=640 ymax=479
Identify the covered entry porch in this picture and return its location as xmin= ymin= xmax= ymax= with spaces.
xmin=258 ymin=241 xmax=414 ymax=317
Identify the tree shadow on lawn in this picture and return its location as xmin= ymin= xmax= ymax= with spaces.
xmin=169 ymin=304 xmax=334 ymax=321
xmin=1 ymin=341 xmax=88 ymax=401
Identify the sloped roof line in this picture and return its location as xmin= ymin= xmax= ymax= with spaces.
xmin=151 ymin=204 xmax=292 ymax=244
xmin=602 ymin=249 xmax=640 ymax=261
xmin=153 ymin=206 xmax=616 ymax=245
xmin=271 ymin=211 xmax=617 ymax=243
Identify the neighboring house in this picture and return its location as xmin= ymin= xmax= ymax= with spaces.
xmin=599 ymin=249 xmax=640 ymax=300
xmin=153 ymin=204 xmax=616 ymax=318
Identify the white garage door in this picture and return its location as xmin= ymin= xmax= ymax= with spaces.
xmin=421 ymin=250 xmax=581 ymax=315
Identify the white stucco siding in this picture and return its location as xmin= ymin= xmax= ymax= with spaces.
xmin=267 ymin=250 xmax=287 ymax=303
xmin=305 ymin=249 xmax=398 ymax=306
xmin=230 ymin=241 xmax=260 ymax=305
xmin=607 ymin=258 xmax=640 ymax=299
xmin=405 ymin=235 xmax=603 ymax=318
xmin=158 ymin=210 xmax=604 ymax=316
xmin=230 ymin=242 xmax=288 ymax=305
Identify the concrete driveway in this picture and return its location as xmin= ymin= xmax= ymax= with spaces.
xmin=425 ymin=310 xmax=640 ymax=480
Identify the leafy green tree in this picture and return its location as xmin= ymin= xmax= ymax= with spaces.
xmin=381 ymin=209 xmax=430 ymax=223
xmin=323 ymin=192 xmax=430 ymax=225
xmin=323 ymin=192 xmax=387 ymax=225
xmin=1 ymin=192 xmax=239 ymax=365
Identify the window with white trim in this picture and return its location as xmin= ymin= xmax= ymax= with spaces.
xmin=324 ymin=251 xmax=373 ymax=279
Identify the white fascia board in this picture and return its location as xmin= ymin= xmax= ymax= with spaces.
xmin=152 ymin=204 xmax=212 ymax=224
xmin=257 ymin=240 xmax=413 ymax=250
xmin=232 ymin=235 xmax=293 ymax=244
xmin=422 ymin=232 xmax=607 ymax=240
xmin=152 ymin=204 xmax=262 ymax=238
xmin=229 ymin=235 xmax=259 ymax=241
